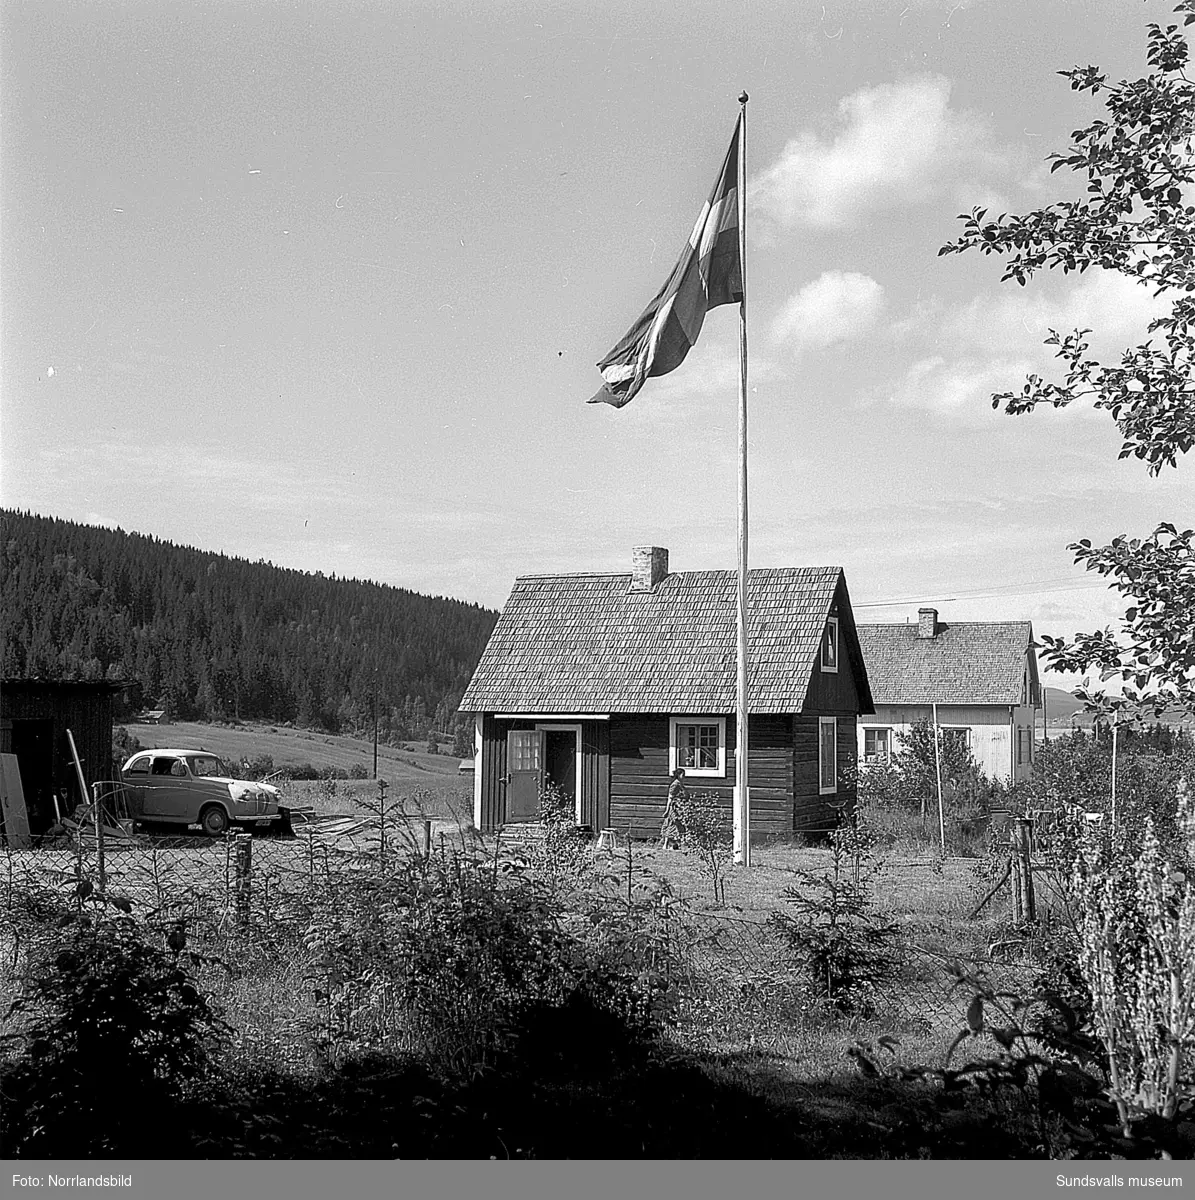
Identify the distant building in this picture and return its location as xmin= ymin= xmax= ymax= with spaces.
xmin=855 ymin=608 xmax=1041 ymax=783
xmin=460 ymin=547 xmax=874 ymax=840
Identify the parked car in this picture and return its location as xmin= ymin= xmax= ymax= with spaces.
xmin=119 ymin=748 xmax=283 ymax=836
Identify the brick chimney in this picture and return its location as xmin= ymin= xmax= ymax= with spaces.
xmin=917 ymin=607 xmax=939 ymax=639
xmin=629 ymin=546 xmax=669 ymax=592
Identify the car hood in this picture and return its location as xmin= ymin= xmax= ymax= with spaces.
xmin=213 ymin=777 xmax=281 ymax=801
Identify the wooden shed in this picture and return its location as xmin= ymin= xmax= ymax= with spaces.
xmin=459 ymin=548 xmax=874 ymax=841
xmin=0 ymin=679 xmax=123 ymax=834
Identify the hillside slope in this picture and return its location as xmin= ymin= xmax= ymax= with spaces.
xmin=1 ymin=509 xmax=498 ymax=738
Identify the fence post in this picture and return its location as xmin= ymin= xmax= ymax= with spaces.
xmin=90 ymin=782 xmax=107 ymax=893
xmin=1010 ymin=816 xmax=1036 ymax=924
xmin=422 ymin=819 xmax=432 ymax=859
xmin=234 ymin=832 xmax=252 ymax=929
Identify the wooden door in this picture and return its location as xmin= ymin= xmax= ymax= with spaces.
xmin=506 ymin=730 xmax=543 ymax=822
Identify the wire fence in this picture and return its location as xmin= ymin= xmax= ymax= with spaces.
xmin=0 ymin=822 xmax=1043 ymax=1056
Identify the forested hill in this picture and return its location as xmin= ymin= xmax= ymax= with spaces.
xmin=0 ymin=510 xmax=499 ymax=739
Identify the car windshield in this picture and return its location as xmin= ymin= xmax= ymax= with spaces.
xmin=188 ymin=755 xmax=230 ymax=778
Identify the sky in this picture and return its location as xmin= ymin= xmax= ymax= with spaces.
xmin=2 ymin=0 xmax=1191 ymax=689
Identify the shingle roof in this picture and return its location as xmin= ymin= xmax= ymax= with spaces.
xmin=856 ymin=621 xmax=1036 ymax=706
xmin=460 ymin=567 xmax=855 ymax=715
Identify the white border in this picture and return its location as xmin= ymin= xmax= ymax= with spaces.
xmin=819 ymin=715 xmax=837 ymax=794
xmin=668 ymin=715 xmax=727 ymax=778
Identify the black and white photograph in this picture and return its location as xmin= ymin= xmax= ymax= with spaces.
xmin=1 ymin=0 xmax=1192 ymax=1192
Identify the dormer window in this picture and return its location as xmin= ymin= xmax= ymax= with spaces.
xmin=821 ymin=616 xmax=839 ymax=673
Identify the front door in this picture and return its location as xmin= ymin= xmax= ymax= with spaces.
xmin=543 ymin=729 xmax=576 ymax=806
xmin=506 ymin=730 xmax=543 ymax=822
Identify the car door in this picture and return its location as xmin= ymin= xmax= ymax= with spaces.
xmin=142 ymin=755 xmax=191 ymax=822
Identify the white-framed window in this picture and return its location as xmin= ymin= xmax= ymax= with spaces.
xmin=669 ymin=716 xmax=726 ymax=778
xmin=862 ymin=727 xmax=891 ymax=764
xmin=1017 ymin=727 xmax=1033 ymax=766
xmin=819 ymin=716 xmax=837 ymax=794
xmin=939 ymin=726 xmax=971 ymax=752
xmin=821 ymin=616 xmax=839 ymax=673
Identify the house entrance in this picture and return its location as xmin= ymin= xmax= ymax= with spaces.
xmin=543 ymin=729 xmax=576 ymax=803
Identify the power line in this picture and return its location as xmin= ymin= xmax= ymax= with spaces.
xmin=855 ymin=576 xmax=1111 ymax=609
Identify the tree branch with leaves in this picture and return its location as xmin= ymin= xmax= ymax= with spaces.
xmin=941 ymin=3 xmax=1195 ymax=717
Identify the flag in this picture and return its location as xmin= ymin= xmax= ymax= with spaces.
xmin=589 ymin=116 xmax=743 ymax=408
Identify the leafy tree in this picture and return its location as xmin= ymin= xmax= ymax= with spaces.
xmin=940 ymin=3 xmax=1195 ymax=716
xmin=859 ymin=718 xmax=1001 ymax=819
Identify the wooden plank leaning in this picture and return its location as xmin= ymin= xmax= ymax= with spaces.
xmin=0 ymin=752 xmax=33 ymax=849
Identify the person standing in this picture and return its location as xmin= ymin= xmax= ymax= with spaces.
xmin=660 ymin=767 xmax=687 ymax=849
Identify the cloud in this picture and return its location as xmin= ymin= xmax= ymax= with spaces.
xmin=879 ymin=269 xmax=1171 ymax=418
xmin=936 ymin=269 xmax=1170 ymax=358
xmin=750 ymin=75 xmax=1005 ymax=230
xmin=875 ymin=354 xmax=1037 ymax=417
xmin=770 ymin=271 xmax=885 ymax=353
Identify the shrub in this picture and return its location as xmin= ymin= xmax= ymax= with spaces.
xmin=672 ymin=789 xmax=733 ymax=905
xmin=301 ymin=840 xmax=675 ymax=1080
xmin=111 ymin=725 xmax=142 ymax=765
xmin=1 ymin=913 xmax=227 ymax=1156
xmin=768 ymin=819 xmax=900 ymax=1014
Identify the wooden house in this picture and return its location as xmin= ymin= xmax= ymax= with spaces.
xmin=459 ymin=547 xmax=874 ymax=841
xmin=0 ymin=679 xmax=123 ymax=834
xmin=855 ymin=608 xmax=1041 ymax=783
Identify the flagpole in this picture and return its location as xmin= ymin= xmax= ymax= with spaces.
xmin=734 ymin=91 xmax=750 ymax=867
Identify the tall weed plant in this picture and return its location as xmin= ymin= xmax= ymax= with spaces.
xmin=1071 ymin=797 xmax=1195 ymax=1134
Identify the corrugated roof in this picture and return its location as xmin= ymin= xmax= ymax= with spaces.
xmin=460 ymin=567 xmax=850 ymax=714
xmin=856 ymin=621 xmax=1036 ymax=706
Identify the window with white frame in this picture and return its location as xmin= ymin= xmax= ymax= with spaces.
xmin=863 ymin=727 xmax=891 ymax=764
xmin=1017 ymin=727 xmax=1033 ymax=766
xmin=669 ymin=716 xmax=726 ymax=777
xmin=939 ymin=726 xmax=971 ymax=752
xmin=821 ymin=616 xmax=839 ymax=673
xmin=819 ymin=716 xmax=837 ymax=794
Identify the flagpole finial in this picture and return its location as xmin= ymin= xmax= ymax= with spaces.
xmin=739 ymin=91 xmax=749 ymax=105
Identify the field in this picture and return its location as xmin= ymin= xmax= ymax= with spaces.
xmin=120 ymin=720 xmax=467 ymax=783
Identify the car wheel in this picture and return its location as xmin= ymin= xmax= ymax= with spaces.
xmin=199 ymin=805 xmax=230 ymax=837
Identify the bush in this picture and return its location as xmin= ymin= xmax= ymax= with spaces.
xmin=768 ymin=819 xmax=900 ymax=1014
xmin=858 ymin=719 xmax=1006 ymax=855
xmin=111 ymin=725 xmax=142 ymax=765
xmin=1 ymin=913 xmax=227 ymax=1156
xmin=301 ymin=840 xmax=676 ymax=1079
xmin=673 ymin=790 xmax=733 ymax=904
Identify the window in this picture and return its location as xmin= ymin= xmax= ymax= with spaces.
xmin=939 ymin=727 xmax=970 ymax=751
xmin=863 ymin=727 xmax=891 ymax=764
xmin=188 ymin=755 xmax=228 ymax=778
xmin=508 ymin=731 xmax=542 ymax=772
xmin=669 ymin=717 xmax=726 ymax=777
xmin=819 ymin=716 xmax=837 ymax=794
xmin=151 ymin=756 xmax=181 ymax=777
xmin=1017 ymin=728 xmax=1033 ymax=766
xmin=821 ymin=616 xmax=839 ymax=673
xmin=124 ymin=756 xmax=149 ymax=775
